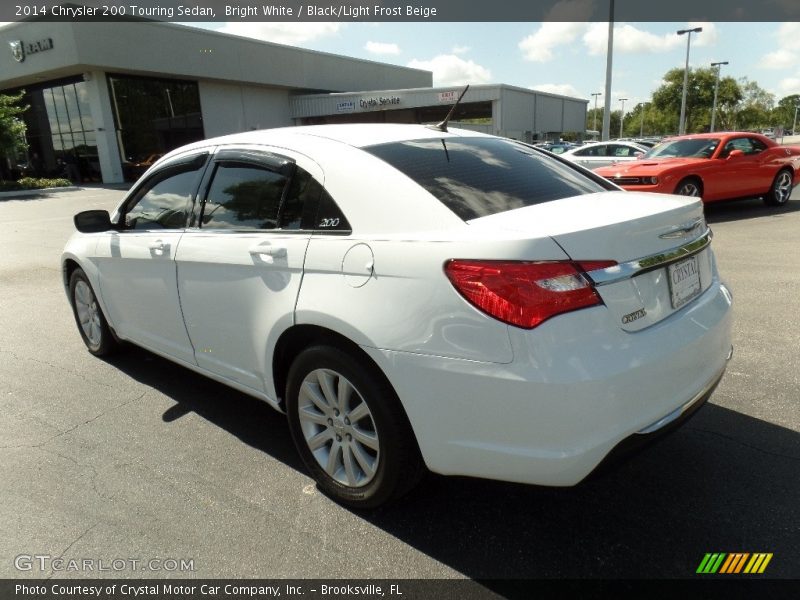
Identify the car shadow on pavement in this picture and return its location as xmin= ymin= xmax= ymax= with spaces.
xmin=0 ymin=193 xmax=51 ymax=202
xmin=102 ymin=345 xmax=304 ymax=472
xmin=359 ymin=403 xmax=800 ymax=581
xmin=704 ymin=197 xmax=800 ymax=224
xmin=103 ymin=347 xmax=799 ymax=581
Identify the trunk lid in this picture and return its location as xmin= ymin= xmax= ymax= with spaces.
xmin=469 ymin=191 xmax=714 ymax=331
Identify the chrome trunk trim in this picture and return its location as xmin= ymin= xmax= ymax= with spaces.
xmin=586 ymin=229 xmax=712 ymax=286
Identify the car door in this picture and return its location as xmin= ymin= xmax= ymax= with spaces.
xmin=716 ymin=137 xmax=764 ymax=198
xmin=175 ymin=147 xmax=322 ymax=397
xmin=94 ymin=152 xmax=209 ymax=364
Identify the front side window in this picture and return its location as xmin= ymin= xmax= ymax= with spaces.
xmin=721 ymin=137 xmax=756 ymax=157
xmin=201 ymin=164 xmax=288 ymax=230
xmin=124 ymin=167 xmax=201 ymax=230
xmin=365 ymin=137 xmax=609 ymax=221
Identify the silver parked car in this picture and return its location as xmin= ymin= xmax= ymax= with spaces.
xmin=562 ymin=141 xmax=649 ymax=170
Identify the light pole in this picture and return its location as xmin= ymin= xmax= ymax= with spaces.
xmin=793 ymin=102 xmax=799 ymax=136
xmin=638 ymin=102 xmax=649 ymax=137
xmin=677 ymin=27 xmax=702 ymax=135
xmin=165 ymin=88 xmax=175 ymax=118
xmin=710 ymin=61 xmax=728 ymax=133
xmin=618 ymin=97 xmax=628 ymax=139
xmin=591 ymin=92 xmax=602 ymax=135
xmin=601 ymin=0 xmax=615 ymax=141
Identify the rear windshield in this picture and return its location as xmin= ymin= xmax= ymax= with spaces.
xmin=364 ymin=137 xmax=609 ymax=220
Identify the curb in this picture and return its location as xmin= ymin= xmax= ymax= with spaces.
xmin=0 ymin=184 xmax=129 ymax=200
xmin=0 ymin=185 xmax=78 ymax=199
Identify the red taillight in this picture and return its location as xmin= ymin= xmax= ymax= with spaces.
xmin=444 ymin=259 xmax=616 ymax=329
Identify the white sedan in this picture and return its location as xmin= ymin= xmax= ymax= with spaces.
xmin=62 ymin=124 xmax=733 ymax=508
xmin=562 ymin=140 xmax=650 ymax=169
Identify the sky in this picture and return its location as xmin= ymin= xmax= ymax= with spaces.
xmin=189 ymin=21 xmax=800 ymax=112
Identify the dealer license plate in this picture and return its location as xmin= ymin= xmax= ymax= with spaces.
xmin=668 ymin=256 xmax=701 ymax=309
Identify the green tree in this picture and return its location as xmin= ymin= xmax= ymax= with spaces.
xmin=584 ymin=107 xmax=621 ymax=139
xmin=771 ymin=94 xmax=800 ymax=132
xmin=651 ymin=67 xmax=742 ymax=134
xmin=622 ymin=102 xmax=656 ymax=137
xmin=0 ymin=91 xmax=28 ymax=179
xmin=732 ymin=78 xmax=774 ymax=130
xmin=586 ymin=107 xmax=603 ymax=134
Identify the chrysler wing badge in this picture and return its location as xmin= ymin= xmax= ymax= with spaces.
xmin=659 ymin=218 xmax=704 ymax=239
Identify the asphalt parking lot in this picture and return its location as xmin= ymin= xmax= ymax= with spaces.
xmin=0 ymin=185 xmax=798 ymax=586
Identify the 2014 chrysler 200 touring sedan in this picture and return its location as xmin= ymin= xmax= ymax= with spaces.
xmin=62 ymin=124 xmax=733 ymax=508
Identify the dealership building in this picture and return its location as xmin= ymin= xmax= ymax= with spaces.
xmin=0 ymin=20 xmax=588 ymax=183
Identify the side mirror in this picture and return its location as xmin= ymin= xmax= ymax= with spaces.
xmin=727 ymin=149 xmax=744 ymax=159
xmin=74 ymin=210 xmax=113 ymax=233
xmin=634 ymin=152 xmax=645 ymax=159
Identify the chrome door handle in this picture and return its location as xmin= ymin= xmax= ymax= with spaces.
xmin=248 ymin=244 xmax=287 ymax=259
xmin=148 ymin=240 xmax=167 ymax=255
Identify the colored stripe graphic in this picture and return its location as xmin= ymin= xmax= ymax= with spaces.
xmin=723 ymin=553 xmax=749 ymax=573
xmin=697 ymin=553 xmax=726 ymax=573
xmin=744 ymin=553 xmax=773 ymax=574
xmin=734 ymin=553 xmax=750 ymax=573
xmin=719 ymin=554 xmax=735 ymax=573
xmin=696 ymin=554 xmax=714 ymax=573
xmin=698 ymin=552 xmax=773 ymax=574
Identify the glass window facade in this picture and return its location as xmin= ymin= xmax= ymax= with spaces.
xmin=108 ymin=74 xmax=204 ymax=181
xmin=13 ymin=77 xmax=100 ymax=182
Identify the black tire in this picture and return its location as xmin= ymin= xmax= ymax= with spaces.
xmin=68 ymin=268 xmax=119 ymax=356
xmin=674 ymin=177 xmax=703 ymax=198
xmin=764 ymin=169 xmax=793 ymax=206
xmin=286 ymin=345 xmax=423 ymax=509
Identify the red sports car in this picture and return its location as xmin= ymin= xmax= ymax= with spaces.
xmin=594 ymin=132 xmax=800 ymax=206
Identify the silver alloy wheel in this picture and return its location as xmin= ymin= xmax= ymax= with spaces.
xmin=773 ymin=170 xmax=793 ymax=204
xmin=74 ymin=280 xmax=102 ymax=347
xmin=297 ymin=368 xmax=380 ymax=487
xmin=677 ymin=181 xmax=701 ymax=196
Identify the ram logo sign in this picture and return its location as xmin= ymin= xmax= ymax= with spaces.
xmin=9 ymin=40 xmax=24 ymax=63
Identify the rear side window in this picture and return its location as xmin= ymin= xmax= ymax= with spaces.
xmin=576 ymin=145 xmax=604 ymax=157
xmin=201 ymin=164 xmax=287 ymax=230
xmin=365 ymin=137 xmax=609 ymax=221
xmin=315 ymin=189 xmax=351 ymax=232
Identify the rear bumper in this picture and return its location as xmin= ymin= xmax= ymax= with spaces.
xmin=363 ymin=278 xmax=733 ymax=487
xmin=588 ymin=358 xmax=727 ymax=479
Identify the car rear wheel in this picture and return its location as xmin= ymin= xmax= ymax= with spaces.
xmin=764 ymin=169 xmax=793 ymax=206
xmin=69 ymin=268 xmax=119 ymax=356
xmin=286 ymin=345 xmax=423 ymax=508
xmin=674 ymin=177 xmax=703 ymax=197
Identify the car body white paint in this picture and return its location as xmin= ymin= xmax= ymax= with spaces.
xmin=62 ymin=124 xmax=733 ymax=487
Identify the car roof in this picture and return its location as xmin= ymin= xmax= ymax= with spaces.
xmin=662 ymin=131 xmax=771 ymax=140
xmin=162 ymin=124 xmax=494 ymax=162
xmin=582 ymin=140 xmax=644 ymax=146
xmin=149 ymin=124 xmax=509 ymax=236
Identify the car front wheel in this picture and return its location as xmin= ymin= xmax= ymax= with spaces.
xmin=68 ymin=267 xmax=119 ymax=356
xmin=286 ymin=345 xmax=423 ymax=508
xmin=674 ymin=177 xmax=703 ymax=197
xmin=765 ymin=169 xmax=793 ymax=206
